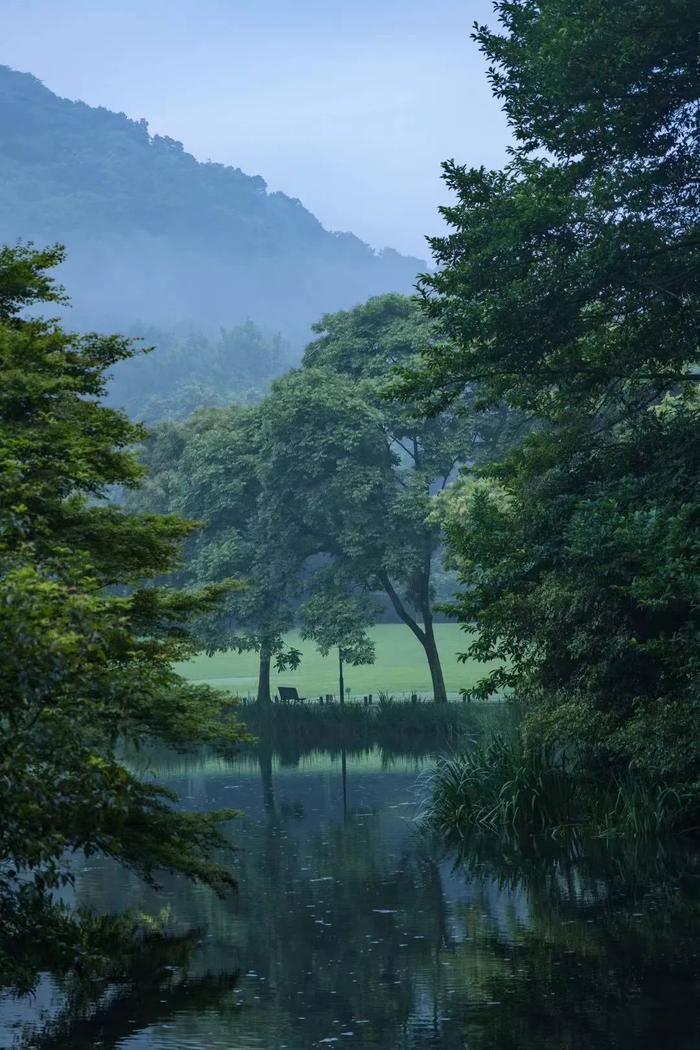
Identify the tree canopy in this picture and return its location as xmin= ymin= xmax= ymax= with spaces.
xmin=293 ymin=294 xmax=510 ymax=702
xmin=0 ymin=244 xmax=246 ymax=990
xmin=398 ymin=0 xmax=700 ymax=787
xmin=134 ymin=403 xmax=307 ymax=703
xmin=136 ymin=298 xmax=483 ymax=704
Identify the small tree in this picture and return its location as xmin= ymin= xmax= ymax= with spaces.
xmin=301 ymin=580 xmax=376 ymax=704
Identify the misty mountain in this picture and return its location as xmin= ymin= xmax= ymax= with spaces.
xmin=0 ymin=65 xmax=423 ymax=342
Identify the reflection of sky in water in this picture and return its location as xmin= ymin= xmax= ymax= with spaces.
xmin=2 ymin=744 xmax=700 ymax=1050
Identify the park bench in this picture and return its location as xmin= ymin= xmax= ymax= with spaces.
xmin=277 ymin=686 xmax=306 ymax=705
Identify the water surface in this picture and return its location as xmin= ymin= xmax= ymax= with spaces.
xmin=3 ymin=736 xmax=700 ymax=1048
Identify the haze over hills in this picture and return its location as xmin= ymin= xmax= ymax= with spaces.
xmin=0 ymin=65 xmax=423 ymax=339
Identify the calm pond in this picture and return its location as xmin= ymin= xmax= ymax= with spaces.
xmin=3 ymin=717 xmax=700 ymax=1049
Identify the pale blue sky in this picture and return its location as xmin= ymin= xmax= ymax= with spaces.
xmin=2 ymin=0 xmax=510 ymax=257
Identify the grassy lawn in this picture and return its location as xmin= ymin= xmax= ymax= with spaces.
xmin=178 ymin=623 xmax=494 ymax=699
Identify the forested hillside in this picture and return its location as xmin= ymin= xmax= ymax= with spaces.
xmin=0 ymin=65 xmax=422 ymax=340
xmin=107 ymin=321 xmax=289 ymax=421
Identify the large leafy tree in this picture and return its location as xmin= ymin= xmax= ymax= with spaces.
xmin=297 ymin=294 xmax=506 ymax=702
xmin=0 ymin=244 xmax=246 ymax=988
xmin=255 ymin=366 xmax=393 ymax=681
xmin=403 ymin=0 xmax=699 ymax=415
xmin=399 ymin=2 xmax=700 ymax=780
xmin=134 ymin=404 xmax=304 ymax=704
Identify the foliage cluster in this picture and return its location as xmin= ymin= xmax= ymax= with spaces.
xmin=134 ymin=294 xmax=509 ymax=704
xmin=131 ymin=401 xmax=308 ymax=703
xmin=425 ymin=735 xmax=698 ymax=841
xmin=399 ymin=0 xmax=700 ymax=799
xmin=0 ymin=244 xmax=247 ymax=991
xmin=107 ymin=320 xmax=289 ymax=422
xmin=238 ymin=695 xmax=492 ymax=759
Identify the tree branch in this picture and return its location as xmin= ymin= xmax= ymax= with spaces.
xmin=378 ymin=570 xmax=426 ymax=645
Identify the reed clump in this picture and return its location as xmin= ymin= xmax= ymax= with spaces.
xmin=424 ymin=735 xmax=576 ymax=836
xmin=424 ymin=733 xmax=700 ymax=839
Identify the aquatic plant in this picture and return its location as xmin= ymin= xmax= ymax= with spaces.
xmin=593 ymin=779 xmax=699 ymax=838
xmin=424 ymin=734 xmax=700 ymax=839
xmin=423 ymin=734 xmax=576 ymax=836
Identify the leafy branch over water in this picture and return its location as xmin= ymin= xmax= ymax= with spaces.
xmin=0 ymin=244 xmax=248 ymax=992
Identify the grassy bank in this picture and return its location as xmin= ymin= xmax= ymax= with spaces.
xmin=178 ymin=624 xmax=498 ymax=699
xmin=234 ymin=697 xmax=509 ymax=761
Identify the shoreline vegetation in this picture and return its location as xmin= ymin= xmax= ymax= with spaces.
xmin=423 ymin=734 xmax=700 ymax=840
xmin=231 ymin=704 xmax=700 ymax=839
xmin=0 ymin=244 xmax=249 ymax=995
xmin=391 ymin=0 xmax=700 ymax=836
xmin=233 ymin=695 xmax=510 ymax=758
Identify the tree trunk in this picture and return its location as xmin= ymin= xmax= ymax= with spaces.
xmin=338 ymin=647 xmax=345 ymax=705
xmin=379 ymin=571 xmax=448 ymax=704
xmin=257 ymin=645 xmax=272 ymax=705
xmin=423 ymin=616 xmax=448 ymax=704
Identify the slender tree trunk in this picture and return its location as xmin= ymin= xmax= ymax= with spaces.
xmin=379 ymin=571 xmax=448 ymax=704
xmin=338 ymin=647 xmax=345 ymax=705
xmin=423 ymin=616 xmax=448 ymax=704
xmin=257 ymin=644 xmax=272 ymax=705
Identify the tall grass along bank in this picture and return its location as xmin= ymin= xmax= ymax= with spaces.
xmin=424 ymin=733 xmax=700 ymax=840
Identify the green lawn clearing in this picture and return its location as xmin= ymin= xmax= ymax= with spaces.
xmin=178 ymin=623 xmax=495 ymax=699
